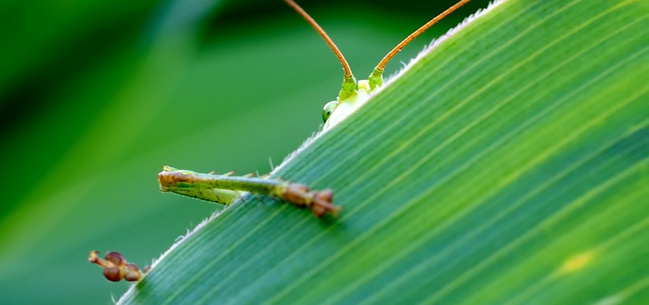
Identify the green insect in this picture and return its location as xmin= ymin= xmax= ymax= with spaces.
xmin=90 ymin=0 xmax=472 ymax=283
xmin=283 ymin=0 xmax=471 ymax=130
xmin=157 ymin=0 xmax=471 ymax=217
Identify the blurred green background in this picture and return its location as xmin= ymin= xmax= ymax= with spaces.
xmin=0 ymin=0 xmax=489 ymax=303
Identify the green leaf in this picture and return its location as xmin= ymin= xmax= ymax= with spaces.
xmin=119 ymin=0 xmax=649 ymax=303
xmin=2 ymin=1 xmax=472 ymax=303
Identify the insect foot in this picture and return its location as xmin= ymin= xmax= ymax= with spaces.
xmin=281 ymin=184 xmax=340 ymax=218
xmin=88 ymin=251 xmax=148 ymax=282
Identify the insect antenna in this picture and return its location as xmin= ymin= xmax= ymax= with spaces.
xmin=284 ymin=0 xmax=357 ymax=100
xmin=369 ymin=0 xmax=471 ymax=89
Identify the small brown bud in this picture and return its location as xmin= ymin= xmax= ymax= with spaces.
xmin=125 ymin=263 xmax=143 ymax=282
xmin=105 ymin=252 xmax=125 ymax=266
xmin=90 ymin=250 xmax=147 ymax=283
xmin=103 ymin=267 xmax=123 ymax=282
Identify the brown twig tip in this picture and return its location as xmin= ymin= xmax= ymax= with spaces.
xmin=88 ymin=251 xmax=147 ymax=282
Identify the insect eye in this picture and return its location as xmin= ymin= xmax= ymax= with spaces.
xmin=322 ymin=101 xmax=338 ymax=122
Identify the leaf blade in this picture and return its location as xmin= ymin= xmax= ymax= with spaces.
xmin=120 ymin=0 xmax=649 ymax=303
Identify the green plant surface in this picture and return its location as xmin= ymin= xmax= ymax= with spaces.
xmin=117 ymin=0 xmax=649 ymax=303
xmin=0 ymin=0 xmax=487 ymax=303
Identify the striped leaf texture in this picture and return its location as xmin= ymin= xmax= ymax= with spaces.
xmin=119 ymin=0 xmax=649 ymax=303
